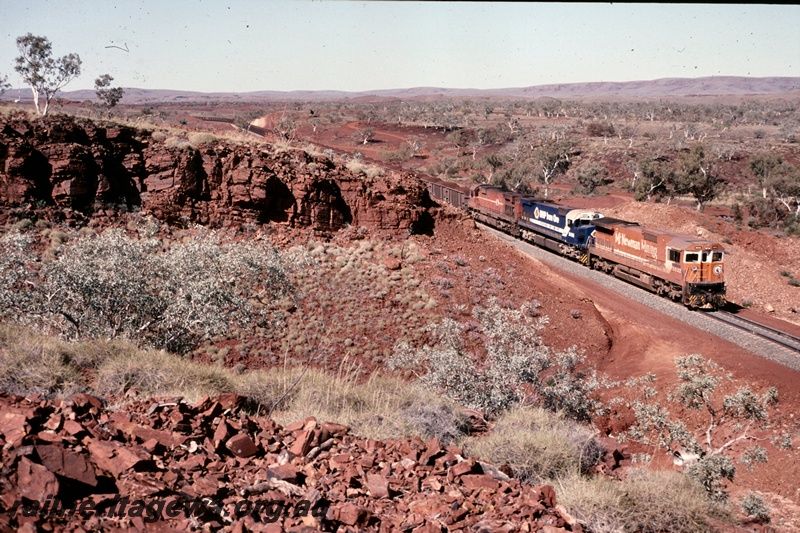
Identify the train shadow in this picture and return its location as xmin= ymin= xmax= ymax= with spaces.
xmin=720 ymin=301 xmax=745 ymax=314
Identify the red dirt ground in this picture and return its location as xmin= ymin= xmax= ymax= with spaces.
xmin=42 ymin=105 xmax=800 ymax=525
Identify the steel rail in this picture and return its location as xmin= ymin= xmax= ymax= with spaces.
xmin=707 ymin=311 xmax=800 ymax=354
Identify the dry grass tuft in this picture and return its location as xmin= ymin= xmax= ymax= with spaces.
xmin=556 ymin=469 xmax=732 ymax=533
xmin=95 ymin=346 xmax=236 ymax=401
xmin=0 ymin=324 xmax=83 ymax=397
xmin=187 ymin=131 xmax=218 ymax=146
xmin=464 ymin=407 xmax=602 ymax=484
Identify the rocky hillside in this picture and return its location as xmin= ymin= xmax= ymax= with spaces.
xmin=0 ymin=391 xmax=586 ymax=532
xmin=0 ymin=114 xmax=434 ymax=235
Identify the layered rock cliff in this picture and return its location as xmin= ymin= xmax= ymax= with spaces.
xmin=0 ymin=114 xmax=435 ymax=234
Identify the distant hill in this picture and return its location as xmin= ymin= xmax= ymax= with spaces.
xmin=4 ymin=76 xmax=800 ymax=104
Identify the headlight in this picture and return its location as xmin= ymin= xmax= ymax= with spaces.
xmin=714 ymin=265 xmax=722 ymax=275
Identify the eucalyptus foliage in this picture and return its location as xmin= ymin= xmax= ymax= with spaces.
xmin=14 ymin=33 xmax=82 ymax=116
xmin=94 ymin=74 xmax=124 ymax=117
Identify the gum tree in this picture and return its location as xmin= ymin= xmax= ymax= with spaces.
xmin=768 ymin=163 xmax=800 ymax=217
xmin=94 ymin=74 xmax=124 ymax=118
xmin=533 ymin=139 xmax=572 ymax=199
xmin=624 ymin=354 xmax=780 ymax=501
xmin=14 ymin=33 xmax=82 ymax=116
xmin=673 ymin=145 xmax=725 ymax=211
xmin=749 ymin=153 xmax=783 ymax=199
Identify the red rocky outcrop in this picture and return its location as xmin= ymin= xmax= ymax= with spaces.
xmin=0 ymin=391 xmax=582 ymax=532
xmin=0 ymin=114 xmax=436 ymax=235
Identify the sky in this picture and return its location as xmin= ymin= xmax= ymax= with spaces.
xmin=1 ymin=1 xmax=799 ymax=94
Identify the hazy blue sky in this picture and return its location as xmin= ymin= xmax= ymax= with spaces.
xmin=2 ymin=1 xmax=798 ymax=93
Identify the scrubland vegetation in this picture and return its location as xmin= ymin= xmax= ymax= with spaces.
xmin=2 ymin=207 xmax=790 ymax=531
xmin=155 ymin=95 xmax=798 ymax=237
xmin=2 ymin=30 xmax=797 ymax=529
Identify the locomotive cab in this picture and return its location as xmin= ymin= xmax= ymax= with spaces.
xmin=564 ymin=210 xmax=604 ymax=244
xmin=677 ymin=243 xmax=726 ymax=308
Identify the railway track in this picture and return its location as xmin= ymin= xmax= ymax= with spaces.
xmin=707 ymin=311 xmax=800 ymax=354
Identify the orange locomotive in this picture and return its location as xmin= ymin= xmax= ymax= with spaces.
xmin=589 ymin=218 xmax=726 ymax=308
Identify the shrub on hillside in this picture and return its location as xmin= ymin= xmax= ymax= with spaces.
xmin=389 ymin=300 xmax=606 ymax=420
xmin=740 ymin=492 xmax=771 ymax=522
xmin=586 ymin=122 xmax=616 ymax=138
xmin=623 ymin=354 xmax=779 ymax=501
xmin=0 ymin=225 xmax=296 ymax=353
xmin=0 ymin=231 xmax=36 ymax=322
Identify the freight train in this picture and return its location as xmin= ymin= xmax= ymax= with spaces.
xmin=421 ymin=179 xmax=726 ymax=309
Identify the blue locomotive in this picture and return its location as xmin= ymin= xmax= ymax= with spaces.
xmin=467 ymin=184 xmax=604 ymax=261
xmin=518 ymin=199 xmax=604 ymax=260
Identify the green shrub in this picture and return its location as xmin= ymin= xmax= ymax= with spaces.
xmin=390 ymin=300 xmax=605 ymax=420
xmin=1 ymin=227 xmax=296 ymax=354
xmin=624 ymin=354 xmax=779 ymax=502
xmin=685 ymin=455 xmax=736 ymax=502
xmin=740 ymin=492 xmax=770 ymax=522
